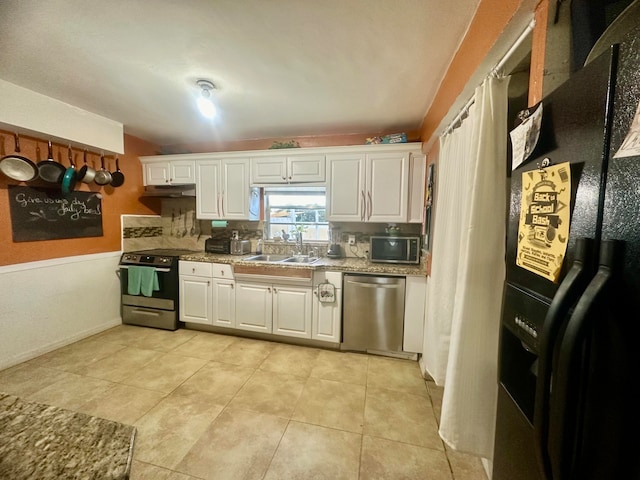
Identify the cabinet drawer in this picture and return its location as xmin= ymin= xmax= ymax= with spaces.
xmin=179 ymin=261 xmax=212 ymax=277
xmin=212 ymin=263 xmax=234 ymax=279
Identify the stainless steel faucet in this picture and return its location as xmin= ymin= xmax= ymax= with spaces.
xmin=297 ymin=232 xmax=303 ymax=255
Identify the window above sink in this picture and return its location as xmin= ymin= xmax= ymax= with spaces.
xmin=264 ymin=187 xmax=328 ymax=242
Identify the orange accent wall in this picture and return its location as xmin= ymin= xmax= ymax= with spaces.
xmin=0 ymin=131 xmax=161 ymax=266
xmin=419 ymin=0 xmax=526 ymax=146
xmin=529 ymin=0 xmax=549 ymax=105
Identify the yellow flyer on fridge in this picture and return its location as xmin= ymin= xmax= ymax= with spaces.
xmin=516 ymin=162 xmax=571 ymax=282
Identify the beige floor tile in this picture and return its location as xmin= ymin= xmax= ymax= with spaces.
xmin=93 ymin=325 xmax=154 ymax=345
xmin=75 ymin=347 xmax=162 ymax=382
xmin=360 ymin=435 xmax=453 ymax=480
xmin=212 ymin=337 xmax=277 ymax=367
xmin=130 ymin=460 xmax=201 ymax=479
xmin=176 ymin=407 xmax=288 ymax=480
xmin=173 ymin=361 xmax=254 ymax=406
xmin=310 ymin=350 xmax=369 ymax=385
xmin=446 ymin=446 xmax=489 ymax=480
xmin=28 ymin=373 xmax=116 ymax=411
xmin=78 ymin=384 xmax=166 ymax=425
xmin=367 ymin=355 xmax=429 ymax=397
xmin=29 ymin=339 xmax=126 ymax=373
xmin=121 ymin=353 xmax=207 ymax=393
xmin=228 ymin=370 xmax=305 ymax=417
xmin=364 ymin=386 xmax=443 ymax=450
xmin=292 ymin=377 xmax=366 ymax=433
xmin=125 ymin=327 xmax=198 ymax=352
xmin=134 ymin=391 xmax=224 ymax=469
xmin=0 ymin=363 xmax=76 ymax=397
xmin=264 ymin=421 xmax=361 ymax=480
xmin=259 ymin=343 xmax=320 ymax=378
xmin=170 ymin=332 xmax=239 ymax=360
xmin=427 ymin=380 xmax=444 ymax=425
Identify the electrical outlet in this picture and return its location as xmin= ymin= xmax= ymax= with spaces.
xmin=348 ymin=235 xmax=356 ymax=245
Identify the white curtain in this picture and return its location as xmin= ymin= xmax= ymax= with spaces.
xmin=422 ymin=105 xmax=475 ymax=385
xmin=423 ymin=75 xmax=510 ymax=460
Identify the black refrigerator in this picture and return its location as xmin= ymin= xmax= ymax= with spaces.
xmin=492 ymin=26 xmax=640 ymax=480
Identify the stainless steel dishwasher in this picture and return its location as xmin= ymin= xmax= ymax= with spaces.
xmin=341 ymin=274 xmax=405 ymax=354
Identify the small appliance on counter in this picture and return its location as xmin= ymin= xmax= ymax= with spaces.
xmin=327 ymin=243 xmax=343 ymax=258
xmin=327 ymin=227 xmax=343 ymax=258
xmin=230 ymin=239 xmax=251 ymax=255
xmin=370 ymin=235 xmax=420 ymax=264
xmin=205 ymin=238 xmax=230 ymax=254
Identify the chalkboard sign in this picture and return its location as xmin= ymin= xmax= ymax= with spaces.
xmin=8 ymin=186 xmax=103 ymax=242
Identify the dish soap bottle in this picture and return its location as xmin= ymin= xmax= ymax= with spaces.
xmin=256 ymin=239 xmax=263 ymax=254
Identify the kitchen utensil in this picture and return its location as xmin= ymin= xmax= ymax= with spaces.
xmin=37 ymin=140 xmax=66 ymax=183
xmin=182 ymin=211 xmax=188 ymax=237
xmin=175 ymin=209 xmax=183 ymax=237
xmin=190 ymin=210 xmax=196 ymax=236
xmin=0 ymin=134 xmax=39 ymax=182
xmin=77 ymin=149 xmax=96 ymax=184
xmin=61 ymin=145 xmax=78 ymax=196
xmin=93 ymin=153 xmax=112 ymax=185
xmin=110 ymin=156 xmax=125 ymax=187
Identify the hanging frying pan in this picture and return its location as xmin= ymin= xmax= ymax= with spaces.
xmin=61 ymin=146 xmax=78 ymax=196
xmin=38 ymin=140 xmax=66 ymax=183
xmin=110 ymin=156 xmax=125 ymax=187
xmin=94 ymin=153 xmax=112 ymax=186
xmin=77 ymin=149 xmax=96 ymax=184
xmin=0 ymin=134 xmax=39 ymax=182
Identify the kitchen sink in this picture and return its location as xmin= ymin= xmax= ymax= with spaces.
xmin=241 ymin=254 xmax=320 ymax=264
xmin=281 ymin=255 xmax=320 ymax=264
xmin=241 ymin=254 xmax=291 ymax=262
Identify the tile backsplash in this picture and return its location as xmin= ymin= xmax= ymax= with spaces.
xmin=122 ymin=198 xmax=423 ymax=259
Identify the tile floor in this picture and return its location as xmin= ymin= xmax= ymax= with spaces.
xmin=0 ymin=325 xmax=488 ymax=480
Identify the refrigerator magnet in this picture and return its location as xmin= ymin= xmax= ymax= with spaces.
xmin=318 ymin=282 xmax=336 ymax=303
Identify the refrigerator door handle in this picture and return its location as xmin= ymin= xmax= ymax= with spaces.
xmin=548 ymin=240 xmax=623 ymax=480
xmin=533 ymin=237 xmax=595 ymax=479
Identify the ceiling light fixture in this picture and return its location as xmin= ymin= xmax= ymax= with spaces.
xmin=196 ymin=79 xmax=217 ymax=119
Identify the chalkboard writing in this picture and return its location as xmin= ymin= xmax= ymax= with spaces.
xmin=8 ymin=186 xmax=103 ymax=242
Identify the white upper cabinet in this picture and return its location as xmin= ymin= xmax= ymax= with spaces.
xmin=196 ymin=157 xmax=259 ymax=220
xmin=327 ymin=149 xmax=410 ymax=223
xmin=141 ymin=157 xmax=195 ymax=185
xmin=251 ymin=154 xmax=325 ymax=184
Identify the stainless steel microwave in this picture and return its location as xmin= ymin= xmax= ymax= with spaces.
xmin=369 ymin=236 xmax=421 ymax=264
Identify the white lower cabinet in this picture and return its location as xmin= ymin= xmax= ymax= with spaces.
xmin=179 ymin=275 xmax=212 ymax=325
xmin=312 ymin=271 xmax=342 ymax=343
xmin=403 ymin=275 xmax=426 ymax=353
xmin=179 ymin=261 xmax=235 ymax=327
xmin=212 ymin=279 xmax=236 ymax=328
xmin=235 ymin=281 xmax=312 ymax=339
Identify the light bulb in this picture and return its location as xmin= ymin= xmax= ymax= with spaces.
xmin=197 ymin=96 xmax=217 ymax=118
xmin=196 ymin=80 xmax=218 ymax=119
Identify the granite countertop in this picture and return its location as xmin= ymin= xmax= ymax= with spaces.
xmin=0 ymin=393 xmax=135 ymax=480
xmin=179 ymin=252 xmax=426 ymax=276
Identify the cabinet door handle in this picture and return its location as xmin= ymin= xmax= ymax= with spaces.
xmin=221 ymin=191 xmax=225 ymax=216
xmin=192 ymin=268 xmax=196 ymax=274
xmin=217 ymin=192 xmax=221 ymax=215
xmin=231 ymin=283 xmax=234 ymax=289
xmin=207 ymin=281 xmax=210 ymax=286
xmin=361 ymin=190 xmax=366 ymax=221
xmin=268 ymin=287 xmax=271 ymax=293
xmin=220 ymin=270 xmax=225 ymax=276
xmin=367 ymin=191 xmax=372 ymax=220
xmin=273 ymin=287 xmax=277 ymax=294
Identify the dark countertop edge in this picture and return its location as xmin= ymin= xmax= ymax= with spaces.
xmin=178 ymin=253 xmax=426 ymax=276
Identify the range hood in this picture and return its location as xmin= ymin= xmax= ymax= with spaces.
xmin=141 ymin=185 xmax=196 ymax=197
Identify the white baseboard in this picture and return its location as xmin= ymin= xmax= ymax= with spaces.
xmin=0 ymin=317 xmax=122 ymax=371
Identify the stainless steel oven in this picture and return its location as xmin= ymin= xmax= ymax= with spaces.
xmin=118 ymin=249 xmax=194 ymax=330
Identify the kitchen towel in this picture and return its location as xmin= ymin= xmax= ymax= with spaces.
xmin=127 ymin=266 xmax=159 ymax=297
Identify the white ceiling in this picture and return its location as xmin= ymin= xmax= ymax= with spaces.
xmin=0 ymin=0 xmax=480 ymax=150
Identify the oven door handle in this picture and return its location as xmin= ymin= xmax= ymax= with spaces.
xmin=119 ymin=265 xmax=171 ymax=273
